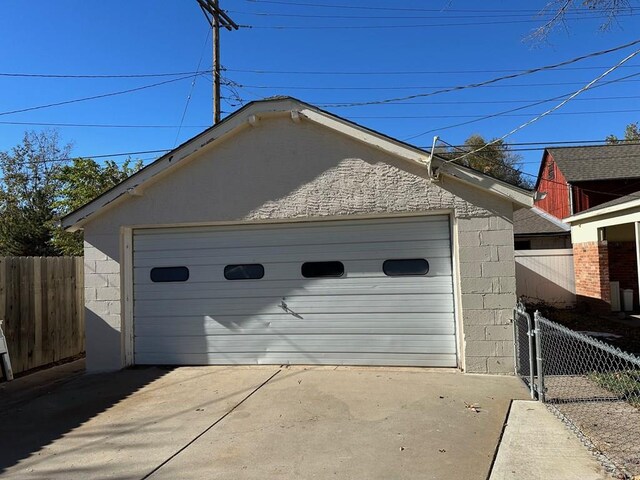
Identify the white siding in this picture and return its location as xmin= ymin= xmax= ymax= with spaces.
xmin=515 ymin=249 xmax=576 ymax=307
xmin=132 ymin=216 xmax=456 ymax=366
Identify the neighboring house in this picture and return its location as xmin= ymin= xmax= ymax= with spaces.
xmin=566 ymin=191 xmax=640 ymax=313
xmin=62 ymin=97 xmax=532 ymax=375
xmin=535 ymin=144 xmax=640 ymax=220
xmin=513 ymin=206 xmax=571 ymax=250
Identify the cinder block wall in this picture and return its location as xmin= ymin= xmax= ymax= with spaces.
xmin=457 ymin=216 xmax=516 ymax=374
xmin=573 ymin=241 xmax=610 ymax=311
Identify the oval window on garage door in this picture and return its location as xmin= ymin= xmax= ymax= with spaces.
xmin=301 ymin=261 xmax=344 ymax=278
xmin=224 ymin=264 xmax=265 ymax=280
xmin=383 ymin=259 xmax=429 ymax=276
xmin=150 ymin=266 xmax=190 ymax=282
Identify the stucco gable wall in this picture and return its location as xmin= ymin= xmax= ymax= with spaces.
xmin=83 ymin=116 xmax=516 ymax=373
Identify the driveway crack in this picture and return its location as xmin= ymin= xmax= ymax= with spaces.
xmin=140 ymin=368 xmax=281 ymax=480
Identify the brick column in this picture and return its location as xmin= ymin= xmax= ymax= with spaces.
xmin=573 ymin=241 xmax=610 ymax=312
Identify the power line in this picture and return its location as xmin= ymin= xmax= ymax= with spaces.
xmin=242 ymin=14 xmax=637 ymax=29
xmin=227 ymin=77 xmax=640 ymax=90
xmin=0 ymin=74 xmax=202 ymax=117
xmin=224 ymin=64 xmax=640 ymax=76
xmin=228 ymin=8 xmax=635 ymax=20
xmin=0 ymin=121 xmax=209 ymax=129
xmin=404 ymin=71 xmax=640 ymax=139
xmin=440 ymin=46 xmax=640 ymax=166
xmin=295 ymin=38 xmax=640 ymax=107
xmin=0 ymin=70 xmax=214 ymax=79
xmin=174 ymin=29 xmax=212 ymax=147
xmin=239 ymin=0 xmax=619 ymax=14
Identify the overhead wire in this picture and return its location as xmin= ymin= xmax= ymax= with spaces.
xmin=283 ymin=38 xmax=640 ymax=107
xmin=439 ymin=45 xmax=640 ymax=165
xmin=173 ymin=29 xmax=212 ymax=147
xmin=0 ymin=74 xmax=202 ymax=117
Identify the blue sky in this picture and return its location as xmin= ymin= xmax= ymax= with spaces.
xmin=1 ymin=0 xmax=639 ymax=181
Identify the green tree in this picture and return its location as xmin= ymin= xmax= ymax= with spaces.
xmin=53 ymin=157 xmax=143 ymax=255
xmin=0 ymin=131 xmax=70 ymax=256
xmin=450 ymin=134 xmax=532 ymax=189
xmin=606 ymin=122 xmax=640 ymax=144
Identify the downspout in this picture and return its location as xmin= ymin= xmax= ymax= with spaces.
xmin=568 ymin=183 xmax=574 ymax=215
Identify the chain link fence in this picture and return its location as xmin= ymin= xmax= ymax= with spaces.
xmin=514 ymin=306 xmax=640 ymax=478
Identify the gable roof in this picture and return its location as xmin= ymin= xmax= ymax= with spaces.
xmin=514 ymin=206 xmax=570 ymax=236
xmin=545 ymin=144 xmax=640 ymax=183
xmin=61 ymin=97 xmax=532 ymax=231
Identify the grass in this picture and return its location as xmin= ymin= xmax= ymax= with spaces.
xmin=589 ymin=370 xmax=640 ymax=409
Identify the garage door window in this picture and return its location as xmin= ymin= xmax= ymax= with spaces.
xmin=224 ymin=264 xmax=265 ymax=280
xmin=150 ymin=266 xmax=190 ymax=282
xmin=301 ymin=261 xmax=344 ymax=278
xmin=383 ymin=259 xmax=429 ymax=276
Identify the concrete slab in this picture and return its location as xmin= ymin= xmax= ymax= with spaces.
xmin=0 ymin=366 xmax=280 ymax=479
xmin=147 ymin=367 xmax=527 ymax=480
xmin=0 ymin=359 xmax=85 ymax=412
xmin=0 ymin=366 xmax=526 ymax=480
xmin=489 ymin=401 xmax=612 ymax=480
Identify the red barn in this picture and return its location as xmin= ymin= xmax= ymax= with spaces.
xmin=534 ymin=144 xmax=640 ymax=220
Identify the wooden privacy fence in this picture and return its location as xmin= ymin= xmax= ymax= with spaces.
xmin=515 ymin=249 xmax=576 ymax=308
xmin=0 ymin=257 xmax=84 ymax=376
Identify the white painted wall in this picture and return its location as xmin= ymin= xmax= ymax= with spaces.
xmin=571 ymin=209 xmax=640 ymax=243
xmin=81 ymin=115 xmax=517 ymax=374
xmin=515 ymin=249 xmax=575 ymax=307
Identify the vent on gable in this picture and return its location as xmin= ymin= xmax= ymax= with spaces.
xmin=547 ymin=161 xmax=555 ymax=180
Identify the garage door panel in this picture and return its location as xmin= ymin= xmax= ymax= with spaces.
xmin=133 ymin=239 xmax=452 ymax=263
xmin=133 ymin=216 xmax=457 ymax=367
xmin=134 ymin=257 xmax=453 ymax=283
xmin=135 ymin=334 xmax=457 ymax=355
xmin=135 ymin=314 xmax=457 ymax=336
xmin=134 ymin=294 xmax=455 ymax=316
xmin=135 ymin=352 xmax=457 ymax=367
xmin=134 ymin=219 xmax=452 ymax=251
xmin=134 ymin=279 xmax=454 ymax=300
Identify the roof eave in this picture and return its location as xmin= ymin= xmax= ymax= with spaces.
xmin=565 ymin=197 xmax=640 ymax=223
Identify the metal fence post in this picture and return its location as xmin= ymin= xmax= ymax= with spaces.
xmin=526 ymin=311 xmax=536 ymax=400
xmin=533 ymin=311 xmax=545 ymax=402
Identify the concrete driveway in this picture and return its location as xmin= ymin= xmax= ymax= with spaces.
xmin=0 ymin=365 xmax=526 ymax=480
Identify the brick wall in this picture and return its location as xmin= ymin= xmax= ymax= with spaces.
xmin=608 ymin=242 xmax=638 ymax=309
xmin=573 ymin=241 xmax=610 ymax=311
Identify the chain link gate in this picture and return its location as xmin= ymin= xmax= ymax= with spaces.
xmin=513 ymin=305 xmax=640 ymax=478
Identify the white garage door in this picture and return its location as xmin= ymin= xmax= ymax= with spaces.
xmin=133 ymin=216 xmax=457 ymax=367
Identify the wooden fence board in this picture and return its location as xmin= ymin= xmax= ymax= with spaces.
xmin=0 ymin=256 xmax=85 ymax=377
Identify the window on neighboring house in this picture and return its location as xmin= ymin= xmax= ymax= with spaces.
xmin=547 ymin=161 xmax=555 ymax=180
xmin=224 ymin=264 xmax=265 ymax=280
xmin=301 ymin=261 xmax=344 ymax=278
xmin=514 ymin=240 xmax=531 ymax=250
xmin=150 ymin=266 xmax=189 ymax=283
xmin=383 ymin=259 xmax=430 ymax=276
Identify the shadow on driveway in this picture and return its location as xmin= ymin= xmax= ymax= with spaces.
xmin=0 ymin=366 xmax=169 ymax=475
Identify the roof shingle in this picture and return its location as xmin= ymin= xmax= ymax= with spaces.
xmin=547 ymin=144 xmax=640 ymax=182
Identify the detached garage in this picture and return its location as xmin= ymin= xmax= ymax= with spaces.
xmin=62 ymin=97 xmax=532 ymax=374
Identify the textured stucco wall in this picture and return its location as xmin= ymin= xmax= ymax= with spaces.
xmin=82 ymin=116 xmax=516 ymax=373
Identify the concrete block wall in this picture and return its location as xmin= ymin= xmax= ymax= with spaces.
xmin=457 ymin=215 xmax=516 ymax=374
xmin=573 ymin=241 xmax=610 ymax=311
xmin=84 ymin=239 xmax=123 ymax=371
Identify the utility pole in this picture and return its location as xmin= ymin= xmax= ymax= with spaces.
xmin=196 ymin=0 xmax=238 ymax=124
